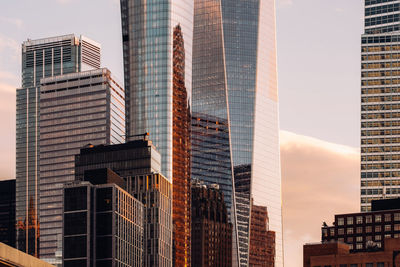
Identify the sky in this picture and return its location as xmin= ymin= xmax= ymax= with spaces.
xmin=0 ymin=1 xmax=363 ymax=266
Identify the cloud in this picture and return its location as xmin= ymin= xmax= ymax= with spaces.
xmin=281 ymin=130 xmax=360 ymax=267
xmin=0 ymin=16 xmax=23 ymax=28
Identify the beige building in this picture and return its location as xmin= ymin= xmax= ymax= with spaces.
xmin=0 ymin=242 xmax=54 ymax=267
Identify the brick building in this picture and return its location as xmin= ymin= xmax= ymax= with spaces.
xmin=304 ymin=238 xmax=400 ymax=267
xmin=191 ymin=180 xmax=232 ymax=267
xmin=249 ymin=201 xmax=275 ymax=267
xmin=322 ymin=199 xmax=400 ymax=252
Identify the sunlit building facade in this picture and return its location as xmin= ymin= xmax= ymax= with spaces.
xmin=120 ymin=1 xmax=193 ymax=265
xmin=16 ymin=34 xmax=100 ymax=257
xmin=361 ymin=0 xmax=400 ymax=211
xmin=192 ymin=0 xmax=282 ymax=266
xmin=39 ymin=68 xmax=124 ymax=263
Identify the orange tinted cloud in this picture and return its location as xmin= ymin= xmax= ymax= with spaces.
xmin=280 ymin=130 xmax=359 ymax=267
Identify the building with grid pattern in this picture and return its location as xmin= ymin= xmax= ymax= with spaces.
xmin=128 ymin=173 xmax=173 ymax=267
xmin=63 ymin=177 xmax=144 ymax=267
xmin=322 ymin=199 xmax=400 ymax=252
xmin=361 ymin=0 xmax=400 ymax=211
xmin=39 ymin=68 xmax=124 ymax=263
xmin=16 ymin=34 xmax=100 ymax=257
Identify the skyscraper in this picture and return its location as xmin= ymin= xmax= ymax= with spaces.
xmin=361 ymin=0 xmax=400 ymax=211
xmin=191 ymin=0 xmax=282 ymax=266
xmin=120 ymin=1 xmax=193 ymax=265
xmin=16 ymin=34 xmax=100 ymax=256
xmin=63 ymin=179 xmax=144 ymax=267
xmin=39 ymin=68 xmax=124 ymax=263
xmin=128 ymin=173 xmax=173 ymax=267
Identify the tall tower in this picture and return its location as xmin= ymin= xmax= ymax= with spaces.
xmin=120 ymin=1 xmax=193 ymax=265
xmin=38 ymin=68 xmax=124 ymax=263
xmin=16 ymin=34 xmax=100 ymax=257
xmin=191 ymin=0 xmax=282 ymax=266
xmin=361 ymin=0 xmax=400 ymax=211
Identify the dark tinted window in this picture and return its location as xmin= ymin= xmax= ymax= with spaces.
xmin=64 ymin=187 xmax=87 ymax=212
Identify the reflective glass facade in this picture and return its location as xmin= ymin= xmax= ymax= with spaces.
xmin=39 ymin=68 xmax=124 ymax=262
xmin=192 ymin=0 xmax=282 ymax=266
xmin=16 ymin=34 xmax=101 ymax=257
xmin=120 ymin=2 xmax=193 ymax=265
xmin=361 ymin=0 xmax=400 ymax=212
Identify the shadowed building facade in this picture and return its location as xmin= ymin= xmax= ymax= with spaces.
xmin=0 ymin=179 xmax=16 ymax=248
xmin=120 ymin=2 xmax=193 ymax=264
xmin=16 ymin=34 xmax=100 ymax=256
xmin=63 ymin=177 xmax=144 ymax=267
xmin=191 ymin=180 xmax=232 ymax=267
xmin=191 ymin=0 xmax=282 ymax=266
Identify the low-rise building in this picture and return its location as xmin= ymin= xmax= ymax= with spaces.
xmin=304 ymin=238 xmax=400 ymax=267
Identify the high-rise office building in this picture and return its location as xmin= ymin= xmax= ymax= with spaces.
xmin=128 ymin=173 xmax=173 ymax=267
xmin=16 ymin=34 xmax=100 ymax=256
xmin=75 ymin=139 xmax=161 ymax=181
xmin=120 ymin=2 xmax=193 ymax=264
xmin=0 ymin=179 xmax=16 ymax=248
xmin=191 ymin=180 xmax=232 ymax=267
xmin=192 ymin=0 xmax=282 ymax=266
xmin=39 ymin=68 xmax=124 ymax=263
xmin=63 ymin=179 xmax=144 ymax=267
xmin=361 ymin=0 xmax=400 ymax=211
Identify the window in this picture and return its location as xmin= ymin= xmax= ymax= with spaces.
xmin=350 ymin=264 xmax=357 ymax=267
xmin=395 ymin=213 xmax=400 ymax=221
xmin=376 ymin=214 xmax=382 ymax=222
xmin=330 ymin=228 xmax=335 ymax=236
xmin=375 ymin=225 xmax=381 ymax=232
xmin=366 ymin=263 xmax=373 ymax=267
xmin=366 ymin=226 xmax=372 ymax=233
xmin=322 ymin=228 xmax=328 ymax=237
xmin=347 ymin=217 xmax=354 ymax=225
xmin=347 ymin=228 xmax=354 ymax=234
xmin=385 ymin=234 xmax=391 ymax=238
xmin=356 ymin=243 xmax=363 ymax=249
xmin=338 ymin=228 xmax=344 ymax=235
xmin=340 ymin=265 xmax=347 ymax=267
xmin=366 ymin=215 xmax=372 ymax=223
xmin=356 ymin=216 xmax=363 ymax=224
xmin=338 ymin=238 xmax=345 ymax=243
xmin=385 ymin=224 xmax=392 ymax=231
xmin=356 ymin=236 xmax=363 ymax=242
xmin=347 ymin=237 xmax=353 ymax=242
xmin=357 ymin=227 xmax=363 ymax=234
xmin=395 ymin=224 xmax=400 ymax=231
xmin=338 ymin=217 xmax=345 ymax=226
xmin=377 ymin=262 xmax=384 ymax=267
xmin=385 ymin=213 xmax=391 ymax=222
xmin=375 ymin=235 xmax=382 ymax=241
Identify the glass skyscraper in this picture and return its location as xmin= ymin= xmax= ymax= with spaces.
xmin=120 ymin=1 xmax=193 ymax=265
xmin=16 ymin=34 xmax=100 ymax=256
xmin=191 ymin=0 xmax=282 ymax=266
xmin=361 ymin=0 xmax=400 ymax=212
